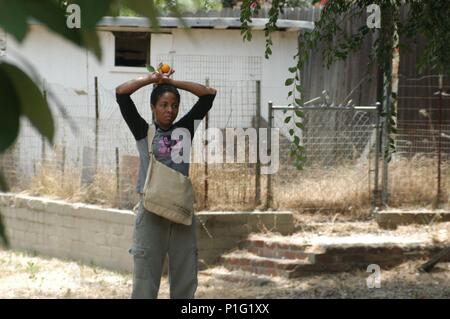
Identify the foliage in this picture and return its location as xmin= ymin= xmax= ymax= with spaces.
xmin=240 ymin=0 xmax=450 ymax=168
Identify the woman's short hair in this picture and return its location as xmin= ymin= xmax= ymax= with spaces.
xmin=150 ymin=84 xmax=180 ymax=107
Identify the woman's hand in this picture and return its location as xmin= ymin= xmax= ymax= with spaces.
xmin=150 ymin=69 xmax=175 ymax=85
xmin=116 ymin=69 xmax=176 ymax=95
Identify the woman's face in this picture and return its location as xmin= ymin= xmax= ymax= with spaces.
xmin=151 ymin=92 xmax=179 ymax=128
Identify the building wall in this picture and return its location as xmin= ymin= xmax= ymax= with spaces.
xmin=3 ymin=24 xmax=298 ymax=186
xmin=6 ymin=24 xmax=298 ymax=110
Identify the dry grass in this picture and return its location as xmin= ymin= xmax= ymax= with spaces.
xmin=20 ymin=162 xmax=119 ymax=209
xmin=271 ymin=163 xmax=372 ymax=216
xmin=388 ymin=154 xmax=449 ymax=207
xmin=10 ymin=156 xmax=450 ymax=214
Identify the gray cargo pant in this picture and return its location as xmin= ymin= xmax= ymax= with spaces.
xmin=128 ymin=197 xmax=198 ymax=299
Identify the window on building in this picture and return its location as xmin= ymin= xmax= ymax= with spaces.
xmin=113 ymin=31 xmax=150 ymax=67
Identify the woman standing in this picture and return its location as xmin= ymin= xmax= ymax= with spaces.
xmin=116 ymin=69 xmax=217 ymax=299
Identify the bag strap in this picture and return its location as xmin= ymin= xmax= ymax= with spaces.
xmin=147 ymin=122 xmax=156 ymax=156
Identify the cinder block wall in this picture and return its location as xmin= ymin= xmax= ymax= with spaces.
xmin=0 ymin=193 xmax=294 ymax=273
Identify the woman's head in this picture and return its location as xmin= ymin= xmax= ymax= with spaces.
xmin=150 ymin=84 xmax=181 ymax=129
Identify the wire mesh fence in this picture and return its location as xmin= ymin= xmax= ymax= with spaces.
xmin=0 ymin=54 xmax=267 ymax=211
xmin=386 ymin=74 xmax=450 ymax=208
xmin=269 ymin=104 xmax=380 ymax=213
xmin=5 ymin=55 xmax=449 ymax=212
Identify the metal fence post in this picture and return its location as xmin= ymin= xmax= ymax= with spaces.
xmin=94 ymin=76 xmax=99 ymax=175
xmin=204 ymin=77 xmax=209 ymax=209
xmin=115 ymin=147 xmax=120 ymax=202
xmin=381 ymin=88 xmax=390 ymax=206
xmin=372 ymin=101 xmax=382 ymax=208
xmin=266 ymin=101 xmax=273 ymax=209
xmin=435 ymin=74 xmax=443 ymax=207
xmin=41 ymin=84 xmax=47 ymax=166
xmin=255 ymin=80 xmax=261 ymax=207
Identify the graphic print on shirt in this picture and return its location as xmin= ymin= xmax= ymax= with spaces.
xmin=158 ymin=135 xmax=184 ymax=158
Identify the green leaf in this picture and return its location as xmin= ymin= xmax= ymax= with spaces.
xmin=125 ymin=0 xmax=160 ymax=31
xmin=287 ymin=91 xmax=293 ymax=98
xmin=288 ymin=66 xmax=297 ymax=73
xmin=146 ymin=64 xmax=155 ymax=72
xmin=295 ymin=122 xmax=304 ymax=129
xmin=285 ymin=78 xmax=294 ymax=86
xmin=73 ymin=0 xmax=112 ymax=28
xmin=81 ymin=30 xmax=102 ymax=61
xmin=295 ymin=110 xmax=304 ymax=118
xmin=0 ymin=63 xmax=54 ymax=145
xmin=289 ymin=129 xmax=294 ymax=136
xmin=0 ymin=0 xmax=28 ymax=42
xmin=293 ymin=136 xmax=300 ymax=145
xmin=295 ymin=85 xmax=302 ymax=93
xmin=284 ymin=116 xmax=291 ymax=124
xmin=295 ymin=98 xmax=303 ymax=106
xmin=24 ymin=1 xmax=84 ymax=52
xmin=0 ymin=66 xmax=21 ymax=152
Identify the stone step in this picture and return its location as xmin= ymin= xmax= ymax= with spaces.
xmin=239 ymin=237 xmax=319 ymax=262
xmin=219 ymin=233 xmax=450 ymax=278
xmin=376 ymin=210 xmax=450 ymax=229
xmin=220 ymin=250 xmax=314 ymax=278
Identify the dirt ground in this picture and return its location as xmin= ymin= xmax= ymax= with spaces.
xmin=1 ymin=216 xmax=449 ymax=299
xmin=0 ymin=248 xmax=449 ymax=299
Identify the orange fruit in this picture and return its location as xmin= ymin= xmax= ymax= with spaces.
xmin=159 ymin=63 xmax=171 ymax=74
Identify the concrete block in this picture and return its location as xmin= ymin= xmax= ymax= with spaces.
xmin=42 ymin=199 xmax=68 ymax=215
xmin=77 ymin=218 xmax=109 ymax=234
xmin=23 ymin=196 xmax=46 ymax=212
xmin=108 ymin=211 xmax=134 ymax=225
xmin=59 ymin=215 xmax=76 ymax=228
xmin=209 ymin=224 xmax=252 ymax=238
xmin=110 ymin=223 xmax=125 ymax=237
xmin=58 ymin=226 xmax=81 ymax=241
xmin=0 ymin=206 xmax=14 ymax=218
xmin=42 ymin=212 xmax=61 ymax=226
xmin=107 ymin=234 xmax=132 ymax=249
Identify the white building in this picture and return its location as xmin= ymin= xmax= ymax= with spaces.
xmin=1 ymin=14 xmax=314 ymax=181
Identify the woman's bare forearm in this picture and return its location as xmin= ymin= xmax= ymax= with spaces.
xmin=115 ymin=74 xmax=156 ymax=95
xmin=169 ymin=79 xmax=217 ymax=97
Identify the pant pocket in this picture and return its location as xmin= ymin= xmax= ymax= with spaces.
xmin=129 ymin=246 xmax=150 ymax=279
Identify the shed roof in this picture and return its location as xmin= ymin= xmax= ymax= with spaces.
xmin=95 ymin=16 xmax=314 ymax=32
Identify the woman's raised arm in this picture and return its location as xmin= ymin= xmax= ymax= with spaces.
xmin=160 ymin=77 xmax=217 ymax=97
xmin=115 ymin=71 xmax=172 ymax=95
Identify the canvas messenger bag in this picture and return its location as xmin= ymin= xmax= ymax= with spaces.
xmin=141 ymin=123 xmax=194 ymax=226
